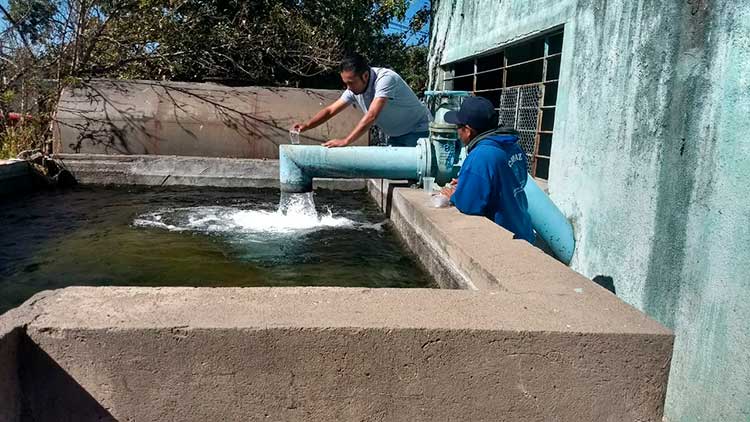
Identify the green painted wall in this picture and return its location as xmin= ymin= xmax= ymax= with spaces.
xmin=429 ymin=1 xmax=750 ymax=420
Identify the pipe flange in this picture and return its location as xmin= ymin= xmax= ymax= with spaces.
xmin=417 ymin=138 xmax=432 ymax=180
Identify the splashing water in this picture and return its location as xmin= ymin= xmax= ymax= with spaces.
xmin=133 ymin=192 xmax=385 ymax=235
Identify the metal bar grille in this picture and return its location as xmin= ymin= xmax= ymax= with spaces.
xmin=499 ymin=85 xmax=544 ymax=160
xmin=441 ymin=29 xmax=564 ymax=180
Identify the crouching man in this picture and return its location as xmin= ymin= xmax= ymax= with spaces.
xmin=440 ymin=96 xmax=535 ymax=243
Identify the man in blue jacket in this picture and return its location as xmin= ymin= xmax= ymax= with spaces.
xmin=440 ymin=96 xmax=535 ymax=243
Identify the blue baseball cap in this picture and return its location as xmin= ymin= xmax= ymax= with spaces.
xmin=444 ymin=96 xmax=498 ymax=132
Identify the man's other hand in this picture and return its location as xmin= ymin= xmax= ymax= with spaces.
xmin=291 ymin=123 xmax=308 ymax=132
xmin=322 ymin=139 xmax=350 ymax=148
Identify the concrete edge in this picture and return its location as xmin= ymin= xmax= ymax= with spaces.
xmin=0 ymin=159 xmax=33 ymax=197
xmin=368 ymin=178 xmax=577 ymax=289
xmin=12 ymin=286 xmax=673 ymax=336
xmin=368 ymin=178 xmax=522 ymax=291
xmin=53 ymin=154 xmax=366 ymax=191
xmin=0 ymin=289 xmax=75 ymax=422
xmin=368 ymin=179 xmax=475 ymax=290
xmin=0 ymin=325 xmax=21 ymax=422
xmin=3 ymin=286 xmax=673 ymax=420
xmin=366 ymin=179 xmax=673 ymax=336
xmin=0 ymin=289 xmax=48 ymax=422
xmin=22 ymin=316 xmax=672 ymax=421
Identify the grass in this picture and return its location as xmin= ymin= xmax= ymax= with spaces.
xmin=0 ymin=121 xmax=46 ymax=159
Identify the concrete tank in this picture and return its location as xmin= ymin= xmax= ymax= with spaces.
xmin=52 ymin=79 xmax=366 ymax=158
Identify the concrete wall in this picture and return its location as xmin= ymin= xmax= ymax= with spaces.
xmin=53 ymin=80 xmax=366 ymax=158
xmin=0 ymin=176 xmax=674 ymax=420
xmin=0 ymin=325 xmax=21 ymax=422
xmin=428 ymin=1 xmax=750 ymax=420
xmin=0 ymin=160 xmax=33 ymax=198
xmin=369 ymin=179 xmax=566 ymax=291
xmin=54 ymin=154 xmax=366 ymax=191
xmin=1 ymin=286 xmax=671 ymax=421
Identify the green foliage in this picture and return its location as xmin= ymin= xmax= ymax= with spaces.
xmin=7 ymin=0 xmax=56 ymax=44
xmin=393 ymin=45 xmax=429 ymax=94
xmin=0 ymin=0 xmax=431 ymax=156
xmin=3 ymin=0 xmax=428 ymax=86
xmin=0 ymin=121 xmax=45 ymax=158
xmin=0 ymin=90 xmax=15 ymax=108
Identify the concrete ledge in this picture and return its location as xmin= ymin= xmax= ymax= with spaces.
xmin=2 ymin=287 xmax=672 ymax=421
xmin=0 ymin=159 xmax=33 ymax=197
xmin=54 ymin=153 xmax=366 ymax=190
xmin=365 ymin=180 xmax=676 ymax=420
xmin=0 ymin=325 xmax=21 ymax=422
xmin=369 ymin=179 xmax=598 ymax=294
xmin=369 ymin=179 xmax=472 ymax=290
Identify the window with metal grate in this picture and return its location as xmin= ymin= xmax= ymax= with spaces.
xmin=442 ymin=30 xmax=564 ymax=180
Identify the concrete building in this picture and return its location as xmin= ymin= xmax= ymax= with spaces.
xmin=428 ymin=1 xmax=749 ymax=420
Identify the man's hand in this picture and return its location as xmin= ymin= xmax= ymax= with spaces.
xmin=440 ymin=185 xmax=456 ymax=198
xmin=292 ymin=99 xmax=350 ymax=134
xmin=322 ymin=139 xmax=350 ymax=148
xmin=440 ymin=179 xmax=458 ymax=197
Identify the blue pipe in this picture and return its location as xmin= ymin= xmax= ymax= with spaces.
xmin=523 ymin=178 xmax=575 ymax=264
xmin=423 ymin=90 xmax=472 ymax=97
xmin=280 ymin=144 xmax=428 ymax=193
xmin=279 ymin=143 xmax=575 ymax=264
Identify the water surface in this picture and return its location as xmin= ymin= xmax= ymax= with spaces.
xmin=0 ymin=186 xmax=434 ymax=314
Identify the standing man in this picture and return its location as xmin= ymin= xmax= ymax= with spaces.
xmin=291 ymin=52 xmax=432 ymax=147
xmin=440 ymin=96 xmax=535 ymax=243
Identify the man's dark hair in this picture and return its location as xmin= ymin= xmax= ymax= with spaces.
xmin=340 ymin=53 xmax=369 ymax=74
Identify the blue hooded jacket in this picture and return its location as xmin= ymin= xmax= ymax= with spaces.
xmin=450 ymin=129 xmax=535 ymax=243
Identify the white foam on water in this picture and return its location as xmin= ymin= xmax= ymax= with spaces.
xmin=132 ymin=218 xmax=189 ymax=232
xmin=133 ymin=193 xmax=385 ymax=235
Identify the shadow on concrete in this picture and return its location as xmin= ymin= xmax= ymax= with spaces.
xmin=20 ymin=335 xmax=118 ymax=421
xmin=55 ymin=80 xmax=353 ymax=159
xmin=384 ymin=181 xmax=413 ymax=218
xmin=593 ymin=275 xmax=617 ymax=295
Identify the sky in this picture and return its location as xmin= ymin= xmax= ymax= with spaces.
xmin=386 ymin=0 xmax=431 ymax=45
xmin=0 ymin=0 xmax=7 ymax=32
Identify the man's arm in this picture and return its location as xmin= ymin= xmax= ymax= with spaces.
xmin=293 ymin=98 xmax=351 ymax=132
xmin=450 ymin=170 xmax=492 ymax=216
xmin=323 ymin=97 xmax=387 ymax=148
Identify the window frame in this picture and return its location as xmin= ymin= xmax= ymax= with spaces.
xmin=441 ymin=29 xmax=564 ymax=180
